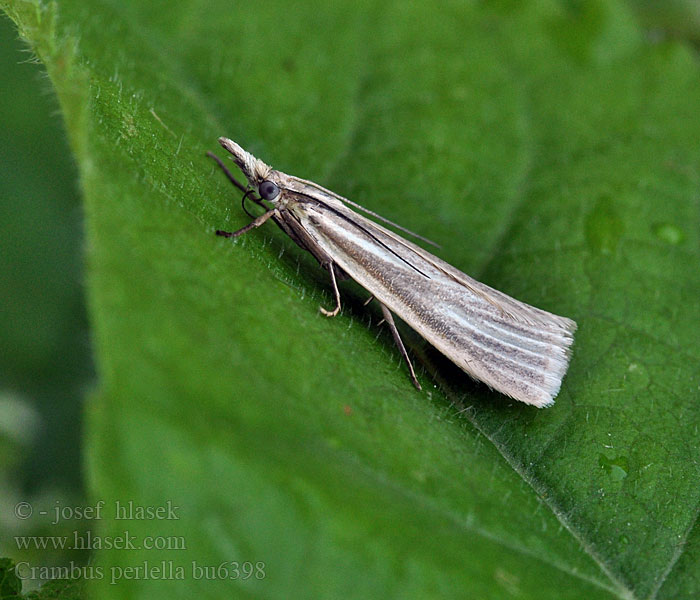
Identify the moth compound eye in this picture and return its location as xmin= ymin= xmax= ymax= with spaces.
xmin=259 ymin=180 xmax=280 ymax=200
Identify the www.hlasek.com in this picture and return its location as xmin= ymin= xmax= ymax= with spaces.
xmin=15 ymin=530 xmax=186 ymax=551
xmin=13 ymin=560 xmax=266 ymax=585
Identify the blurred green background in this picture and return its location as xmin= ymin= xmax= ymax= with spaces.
xmin=0 ymin=12 xmax=92 ymax=581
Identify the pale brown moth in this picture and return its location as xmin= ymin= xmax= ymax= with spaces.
xmin=208 ymin=138 xmax=576 ymax=407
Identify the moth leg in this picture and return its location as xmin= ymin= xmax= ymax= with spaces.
xmin=363 ymin=295 xmax=375 ymax=307
xmin=319 ymin=264 xmax=342 ymax=317
xmin=216 ymin=208 xmax=276 ymax=238
xmin=379 ymin=303 xmax=421 ymax=391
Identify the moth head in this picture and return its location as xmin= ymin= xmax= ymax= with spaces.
xmin=218 ymin=137 xmax=274 ymax=191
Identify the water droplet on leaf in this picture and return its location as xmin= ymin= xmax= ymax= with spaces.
xmin=652 ymin=222 xmax=684 ymax=245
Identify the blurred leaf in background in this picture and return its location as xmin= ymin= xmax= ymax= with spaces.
xmin=627 ymin=0 xmax=700 ymax=43
xmin=0 ymin=557 xmax=84 ymax=599
xmin=1 ymin=0 xmax=699 ymax=599
xmin=0 ymin=11 xmax=92 ymax=589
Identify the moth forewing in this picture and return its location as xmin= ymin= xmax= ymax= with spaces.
xmin=286 ymin=194 xmax=575 ymax=407
xmin=213 ymin=137 xmax=576 ymax=407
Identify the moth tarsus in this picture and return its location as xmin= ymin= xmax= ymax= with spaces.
xmin=209 ymin=138 xmax=576 ymax=407
xmin=318 ymin=263 xmax=342 ymax=318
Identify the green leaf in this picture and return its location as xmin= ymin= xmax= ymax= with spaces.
xmin=2 ymin=0 xmax=699 ymax=598
xmin=0 ymin=559 xmax=83 ymax=600
xmin=0 ymin=558 xmax=22 ymax=599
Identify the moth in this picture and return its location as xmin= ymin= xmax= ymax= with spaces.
xmin=208 ymin=138 xmax=576 ymax=407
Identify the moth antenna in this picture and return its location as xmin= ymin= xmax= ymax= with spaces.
xmin=340 ymin=198 xmax=441 ymax=248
